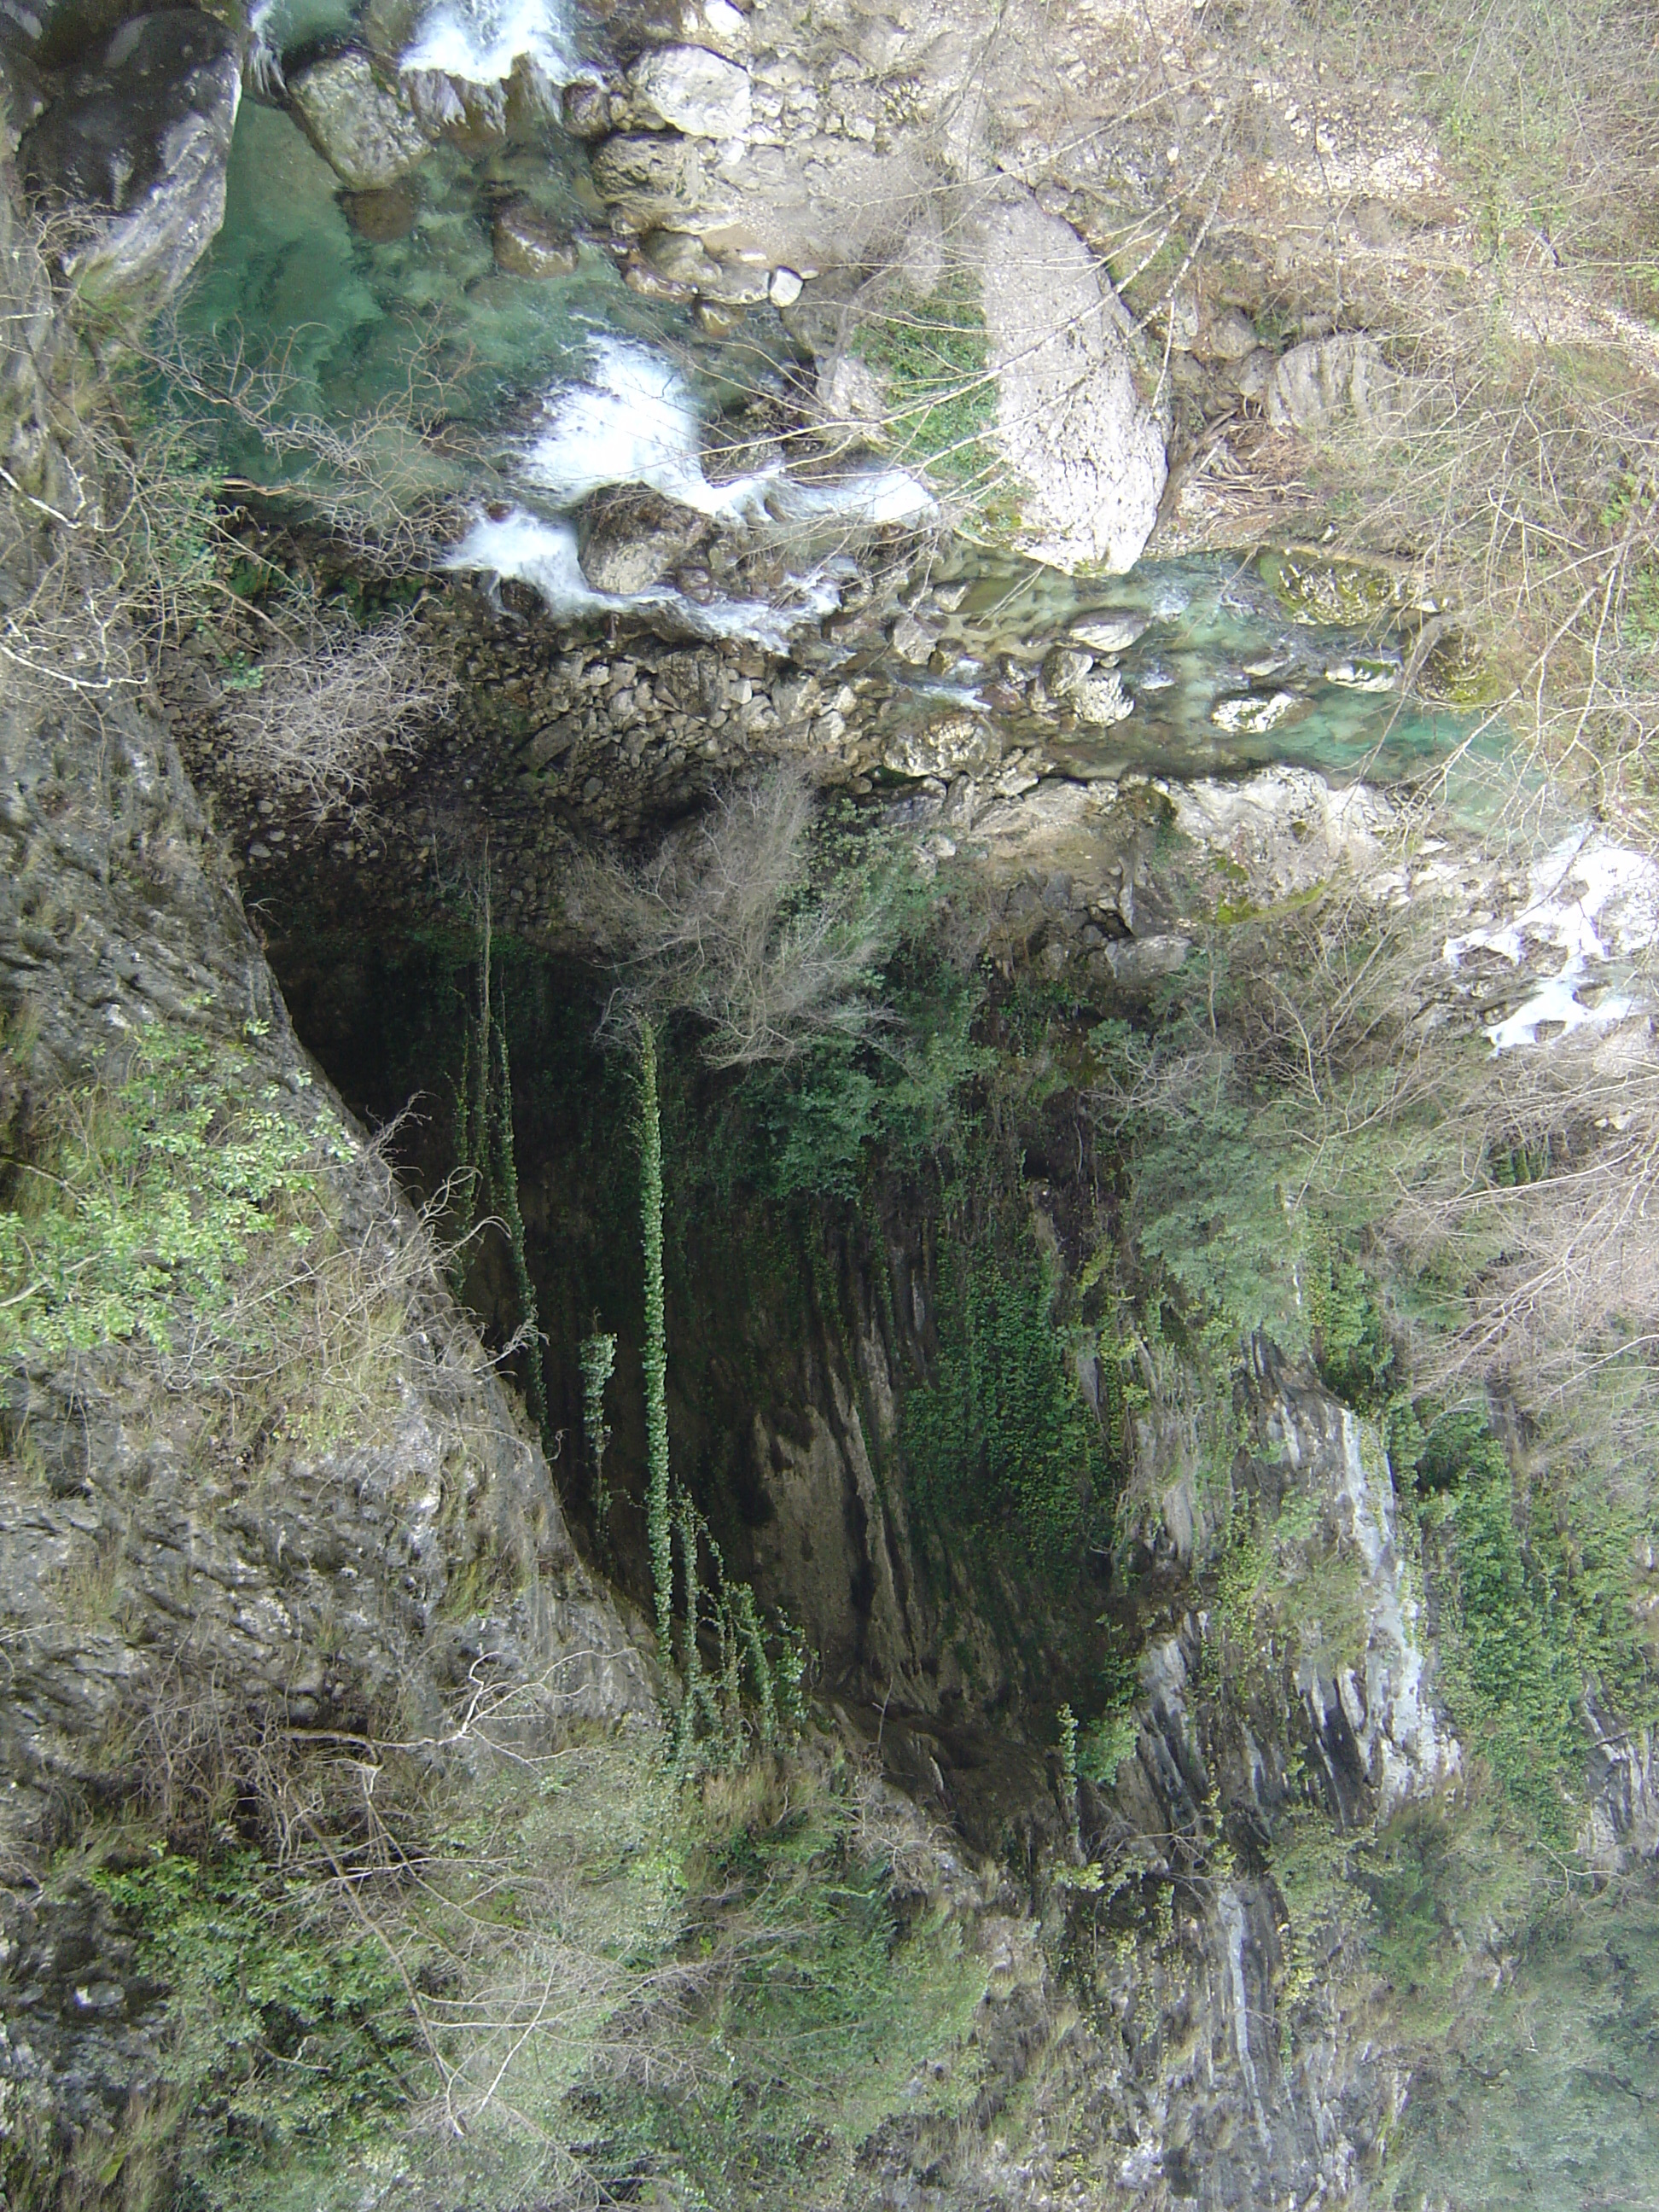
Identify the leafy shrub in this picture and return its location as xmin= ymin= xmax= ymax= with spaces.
xmin=90 ymin=1847 xmax=419 ymax=2165
xmin=726 ymin=943 xmax=987 ymax=1202
xmin=0 ymin=1024 xmax=347 ymax=1362
xmin=1304 ymin=1230 xmax=1399 ymax=1409
xmin=1426 ymin=1418 xmax=1582 ymax=1837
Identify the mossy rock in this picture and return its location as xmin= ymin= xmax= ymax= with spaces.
xmin=1259 ymin=548 xmax=1406 ymax=626
xmin=1417 ymin=626 xmax=1502 ymax=708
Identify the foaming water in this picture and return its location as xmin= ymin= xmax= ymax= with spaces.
xmin=448 ymin=508 xmax=846 ymax=653
xmin=521 ymin=340 xmax=764 ymax=517
xmin=400 ymin=0 xmax=579 ymax=84
xmin=517 ymin=338 xmax=932 ymax=527
xmin=448 ymin=339 xmax=933 ymax=643
xmin=246 ymin=0 xmax=358 ymax=87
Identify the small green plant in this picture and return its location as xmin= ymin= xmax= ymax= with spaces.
xmin=1057 ymin=1701 xmax=1081 ymax=1852
xmin=1303 ymin=1225 xmax=1398 ymax=1410
xmin=579 ymin=1324 xmax=618 ymax=1563
xmin=1421 ymin=1414 xmax=1583 ymax=1840
xmin=0 ymin=1022 xmax=345 ymax=1364
xmin=638 ymin=1019 xmax=673 ymax=1659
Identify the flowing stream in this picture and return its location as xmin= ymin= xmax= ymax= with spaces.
xmin=179 ymin=1 xmax=1502 ymax=792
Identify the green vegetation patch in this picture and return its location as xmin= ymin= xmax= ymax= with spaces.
xmin=90 ymin=1846 xmax=420 ymax=2162
xmin=590 ymin=1759 xmax=987 ymax=2206
xmin=902 ymin=1220 xmax=1115 ymax=1566
xmin=0 ymin=1022 xmax=347 ymax=1362
xmin=851 ymin=272 xmax=998 ymax=492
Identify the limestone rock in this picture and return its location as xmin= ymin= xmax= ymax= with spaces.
xmin=590 ymin=130 xmax=730 ymax=231
xmin=1070 ymin=666 xmax=1133 ymax=725
xmin=1042 ymin=644 xmax=1094 ymax=696
xmin=1324 ymin=656 xmax=1400 ymax=692
xmin=817 ymin=352 xmax=889 ymax=434
xmin=579 ymin=486 xmax=713 ymax=594
xmin=19 ymin=8 xmax=241 ymax=311
xmin=640 ymin=225 xmax=768 ymax=302
xmin=1235 ymin=346 xmax=1276 ymax=399
xmin=562 ymin=75 xmax=614 ymax=138
xmin=493 ymin=197 xmax=579 ymax=277
xmin=883 ymin=714 xmax=998 ymax=779
xmin=626 ymin=45 xmax=752 ymax=137
xmin=977 ymin=189 xmax=1167 ymax=573
xmin=1210 ymin=689 xmax=1302 ymax=734
xmin=1070 ymin=611 xmax=1147 ymax=655
xmin=1196 ymin=304 xmax=1260 ymax=363
xmin=1265 ymin=332 xmax=1398 ymax=437
xmin=289 ymin=50 xmax=431 ymax=189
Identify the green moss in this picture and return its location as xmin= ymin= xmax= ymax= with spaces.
xmin=1260 ymin=548 xmax=1405 ymax=626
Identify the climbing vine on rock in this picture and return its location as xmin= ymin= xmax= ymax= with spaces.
xmin=579 ymin=1324 xmax=618 ymax=1565
xmin=451 ymin=876 xmax=551 ymax=1457
xmin=638 ymin=1018 xmax=672 ymax=1659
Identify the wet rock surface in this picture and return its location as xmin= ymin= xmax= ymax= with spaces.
xmin=491 ymin=191 xmax=579 ymax=273
xmin=18 ymin=7 xmax=240 ymax=308
xmin=289 ymin=49 xmax=433 ymax=188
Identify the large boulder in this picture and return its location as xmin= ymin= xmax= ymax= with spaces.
xmin=589 ymin=128 xmax=735 ymax=233
xmin=976 ymin=189 xmax=1167 ymax=573
xmin=578 ymin=485 xmax=713 ymax=595
xmin=288 ymin=49 xmax=431 ymax=189
xmin=626 ymin=44 xmax=752 ymax=137
xmin=18 ymin=9 xmax=240 ymax=311
xmin=1264 ymin=332 xmax=1399 ymax=436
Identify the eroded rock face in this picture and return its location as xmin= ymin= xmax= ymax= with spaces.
xmin=19 ymin=8 xmax=240 ymax=311
xmin=289 ymin=49 xmax=432 ymax=189
xmin=0 ymin=323 xmax=651 ymax=2139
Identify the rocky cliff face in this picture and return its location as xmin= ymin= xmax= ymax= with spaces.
xmin=0 ymin=106 xmax=651 ymax=2154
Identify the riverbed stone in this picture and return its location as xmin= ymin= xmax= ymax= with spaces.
xmin=493 ymin=198 xmax=579 ymax=276
xmin=289 ymin=50 xmax=432 ymax=190
xmin=1071 ymin=667 xmax=1134 ymax=725
xmin=627 ymin=46 xmax=752 ymax=137
xmin=1211 ymin=689 xmax=1302 ymax=734
xmin=579 ymin=486 xmax=713 ymax=595
xmin=1070 ymin=612 xmax=1148 ymax=655
xmin=344 ymin=178 xmax=418 ymax=241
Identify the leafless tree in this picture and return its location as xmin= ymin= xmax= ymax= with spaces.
xmin=218 ymin=611 xmax=456 ymax=822
xmin=570 ymin=765 xmax=905 ymax=1068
